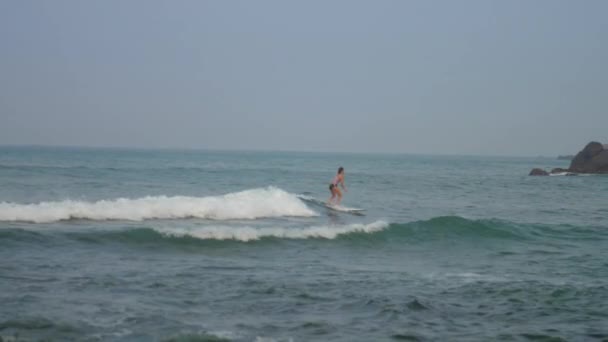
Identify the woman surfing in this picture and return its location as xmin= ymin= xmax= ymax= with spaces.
xmin=327 ymin=167 xmax=347 ymax=206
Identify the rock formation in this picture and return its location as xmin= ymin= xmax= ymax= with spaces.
xmin=530 ymin=141 xmax=608 ymax=175
xmin=529 ymin=168 xmax=549 ymax=176
xmin=568 ymin=142 xmax=608 ymax=173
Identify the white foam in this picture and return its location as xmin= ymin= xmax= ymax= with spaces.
xmin=549 ymin=172 xmax=577 ymax=176
xmin=157 ymin=221 xmax=389 ymax=242
xmin=0 ymin=187 xmax=317 ymax=223
xmin=426 ymin=272 xmax=507 ymax=284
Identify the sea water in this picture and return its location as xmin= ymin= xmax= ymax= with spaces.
xmin=0 ymin=146 xmax=606 ymax=341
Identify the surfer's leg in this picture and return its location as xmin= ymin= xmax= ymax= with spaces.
xmin=334 ymin=188 xmax=342 ymax=205
xmin=327 ymin=184 xmax=336 ymax=204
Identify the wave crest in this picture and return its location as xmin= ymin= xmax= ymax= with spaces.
xmin=156 ymin=221 xmax=389 ymax=242
xmin=0 ymin=187 xmax=317 ymax=223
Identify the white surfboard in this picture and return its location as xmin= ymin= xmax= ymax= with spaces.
xmin=297 ymin=195 xmax=365 ymax=215
xmin=324 ymin=203 xmax=365 ymax=214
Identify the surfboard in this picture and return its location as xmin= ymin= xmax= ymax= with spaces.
xmin=325 ymin=203 xmax=365 ymax=213
xmin=324 ymin=203 xmax=366 ymax=215
xmin=297 ymin=195 xmax=365 ymax=215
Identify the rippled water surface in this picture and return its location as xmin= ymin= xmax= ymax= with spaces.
xmin=1 ymin=147 xmax=607 ymax=341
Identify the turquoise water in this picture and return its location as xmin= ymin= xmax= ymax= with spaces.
xmin=1 ymin=146 xmax=607 ymax=341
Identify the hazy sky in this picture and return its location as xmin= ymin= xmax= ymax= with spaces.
xmin=1 ymin=1 xmax=606 ymax=156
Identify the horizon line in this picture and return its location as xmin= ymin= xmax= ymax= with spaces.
xmin=0 ymin=143 xmax=567 ymax=159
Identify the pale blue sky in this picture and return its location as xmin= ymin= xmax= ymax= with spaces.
xmin=1 ymin=0 xmax=606 ymax=156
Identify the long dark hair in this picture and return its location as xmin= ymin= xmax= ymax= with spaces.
xmin=337 ymin=167 xmax=344 ymax=174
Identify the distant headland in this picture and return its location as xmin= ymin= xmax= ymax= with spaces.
xmin=530 ymin=141 xmax=608 ymax=176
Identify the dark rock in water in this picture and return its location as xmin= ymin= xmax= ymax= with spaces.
xmin=529 ymin=168 xmax=549 ymax=176
xmin=569 ymin=141 xmax=608 ymax=173
xmin=530 ymin=141 xmax=608 ymax=175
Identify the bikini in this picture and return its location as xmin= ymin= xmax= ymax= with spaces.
xmin=329 ymin=175 xmax=340 ymax=190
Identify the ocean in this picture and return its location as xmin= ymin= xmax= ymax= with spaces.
xmin=0 ymin=146 xmax=606 ymax=341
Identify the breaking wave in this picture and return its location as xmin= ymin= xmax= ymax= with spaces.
xmin=2 ymin=215 xmax=605 ymax=248
xmin=0 ymin=187 xmax=317 ymax=223
xmin=154 ymin=221 xmax=389 ymax=242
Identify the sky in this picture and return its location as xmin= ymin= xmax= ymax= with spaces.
xmin=0 ymin=0 xmax=606 ymax=156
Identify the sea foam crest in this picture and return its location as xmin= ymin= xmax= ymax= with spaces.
xmin=157 ymin=221 xmax=389 ymax=242
xmin=0 ymin=187 xmax=317 ymax=223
